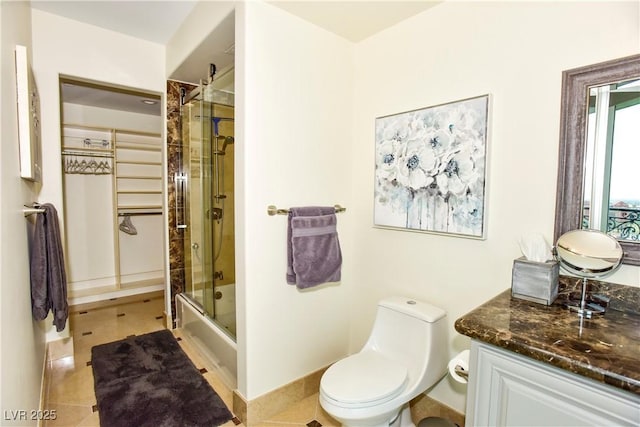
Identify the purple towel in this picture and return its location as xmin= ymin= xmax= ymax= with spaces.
xmin=287 ymin=207 xmax=342 ymax=289
xmin=30 ymin=204 xmax=68 ymax=332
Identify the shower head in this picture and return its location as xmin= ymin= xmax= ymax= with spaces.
xmin=222 ymin=136 xmax=234 ymax=152
xmin=214 ymin=135 xmax=234 ymax=152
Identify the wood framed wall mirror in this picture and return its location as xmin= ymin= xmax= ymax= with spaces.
xmin=554 ymin=53 xmax=640 ymax=265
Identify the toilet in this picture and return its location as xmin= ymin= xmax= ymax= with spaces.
xmin=319 ymin=296 xmax=448 ymax=427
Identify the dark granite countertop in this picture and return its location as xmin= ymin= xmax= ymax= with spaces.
xmin=454 ymin=276 xmax=640 ymax=395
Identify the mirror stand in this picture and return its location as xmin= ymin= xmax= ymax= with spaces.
xmin=563 ymin=277 xmax=605 ymax=319
xmin=555 ymin=229 xmax=623 ymax=318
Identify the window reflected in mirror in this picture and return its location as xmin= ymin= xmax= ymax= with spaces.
xmin=582 ymin=78 xmax=640 ymax=241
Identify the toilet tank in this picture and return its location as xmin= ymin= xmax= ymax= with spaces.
xmin=364 ymin=297 xmax=448 ymax=386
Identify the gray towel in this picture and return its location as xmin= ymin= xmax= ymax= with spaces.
xmin=30 ymin=204 xmax=68 ymax=332
xmin=287 ymin=207 xmax=342 ymax=289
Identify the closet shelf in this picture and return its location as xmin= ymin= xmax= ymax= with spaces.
xmin=116 ymin=144 xmax=161 ymax=152
xmin=116 ymin=160 xmax=162 ymax=166
xmin=117 ymin=205 xmax=163 ymax=210
xmin=114 ymin=130 xmax=161 ymax=138
xmin=117 ymin=175 xmax=162 ymax=180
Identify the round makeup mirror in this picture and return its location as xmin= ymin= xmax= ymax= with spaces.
xmin=556 ymin=229 xmax=623 ymax=317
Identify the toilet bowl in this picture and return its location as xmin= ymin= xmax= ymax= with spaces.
xmin=320 ymin=297 xmax=447 ymax=427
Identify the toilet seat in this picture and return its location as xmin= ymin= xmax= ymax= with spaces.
xmin=320 ymin=350 xmax=408 ymax=407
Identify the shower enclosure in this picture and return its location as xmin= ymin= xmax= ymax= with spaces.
xmin=179 ymin=67 xmax=236 ymax=341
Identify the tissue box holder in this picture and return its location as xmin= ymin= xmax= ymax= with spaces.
xmin=511 ymin=257 xmax=559 ymax=305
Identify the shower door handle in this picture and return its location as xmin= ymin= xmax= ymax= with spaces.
xmin=191 ymin=242 xmax=201 ymax=262
xmin=175 ymin=172 xmax=187 ymax=229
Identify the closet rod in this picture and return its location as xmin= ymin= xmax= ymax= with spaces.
xmin=62 ymin=150 xmax=114 ymax=158
xmin=118 ymin=212 xmax=162 ymax=216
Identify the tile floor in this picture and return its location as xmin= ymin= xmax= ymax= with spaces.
xmin=43 ymin=295 xmax=340 ymax=427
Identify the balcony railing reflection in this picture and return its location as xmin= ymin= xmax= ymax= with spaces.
xmin=583 ymin=206 xmax=640 ymax=241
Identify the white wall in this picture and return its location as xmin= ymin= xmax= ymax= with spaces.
xmin=351 ymin=0 xmax=639 ymax=412
xmin=30 ymin=9 xmax=167 ymax=328
xmin=166 ymin=0 xmax=235 ymax=80
xmin=238 ymin=1 xmax=354 ymax=399
xmin=0 ymin=1 xmax=46 ymax=424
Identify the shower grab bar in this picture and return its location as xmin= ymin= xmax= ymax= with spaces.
xmin=267 ymin=204 xmax=346 ymax=216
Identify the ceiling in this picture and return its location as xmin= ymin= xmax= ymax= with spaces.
xmin=268 ymin=1 xmax=440 ymax=42
xmin=31 ymin=1 xmax=198 ymax=45
xmin=60 ymin=79 xmax=162 ymax=116
xmin=31 ymin=1 xmax=440 ymax=45
xmin=32 ymin=1 xmax=440 ymax=113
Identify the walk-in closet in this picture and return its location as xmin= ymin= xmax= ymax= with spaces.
xmin=60 ymin=79 xmax=164 ymax=304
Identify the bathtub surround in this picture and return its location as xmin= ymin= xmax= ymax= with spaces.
xmin=91 ymin=329 xmax=233 ymax=427
xmin=175 ymin=294 xmax=238 ymax=388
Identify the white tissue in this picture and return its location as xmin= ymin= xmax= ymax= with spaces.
xmin=518 ymin=233 xmax=553 ymax=263
xmin=448 ymin=349 xmax=470 ymax=384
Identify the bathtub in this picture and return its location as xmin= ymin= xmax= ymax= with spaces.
xmin=175 ymin=293 xmax=237 ymax=389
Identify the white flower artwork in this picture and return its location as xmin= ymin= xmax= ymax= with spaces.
xmin=374 ymin=95 xmax=489 ymax=238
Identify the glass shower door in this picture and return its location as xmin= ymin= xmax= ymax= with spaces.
xmin=181 ymin=70 xmax=236 ymax=340
xmin=182 ymin=96 xmax=214 ymax=317
xmin=208 ymin=98 xmax=235 ymax=337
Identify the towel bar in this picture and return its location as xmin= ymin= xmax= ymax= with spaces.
xmin=23 ymin=204 xmax=45 ymax=217
xmin=267 ymin=204 xmax=346 ymax=216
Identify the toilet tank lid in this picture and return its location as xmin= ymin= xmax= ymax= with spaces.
xmin=378 ymin=297 xmax=446 ymax=323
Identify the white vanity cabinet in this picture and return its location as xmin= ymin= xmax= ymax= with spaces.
xmin=465 ymin=341 xmax=640 ymax=426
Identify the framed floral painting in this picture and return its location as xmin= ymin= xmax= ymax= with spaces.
xmin=374 ymin=95 xmax=489 ymax=238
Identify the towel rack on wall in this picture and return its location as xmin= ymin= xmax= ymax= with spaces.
xmin=267 ymin=204 xmax=346 ymax=216
xmin=23 ymin=204 xmax=45 ymax=217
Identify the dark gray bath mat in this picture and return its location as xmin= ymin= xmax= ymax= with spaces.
xmin=91 ymin=329 xmax=233 ymax=427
